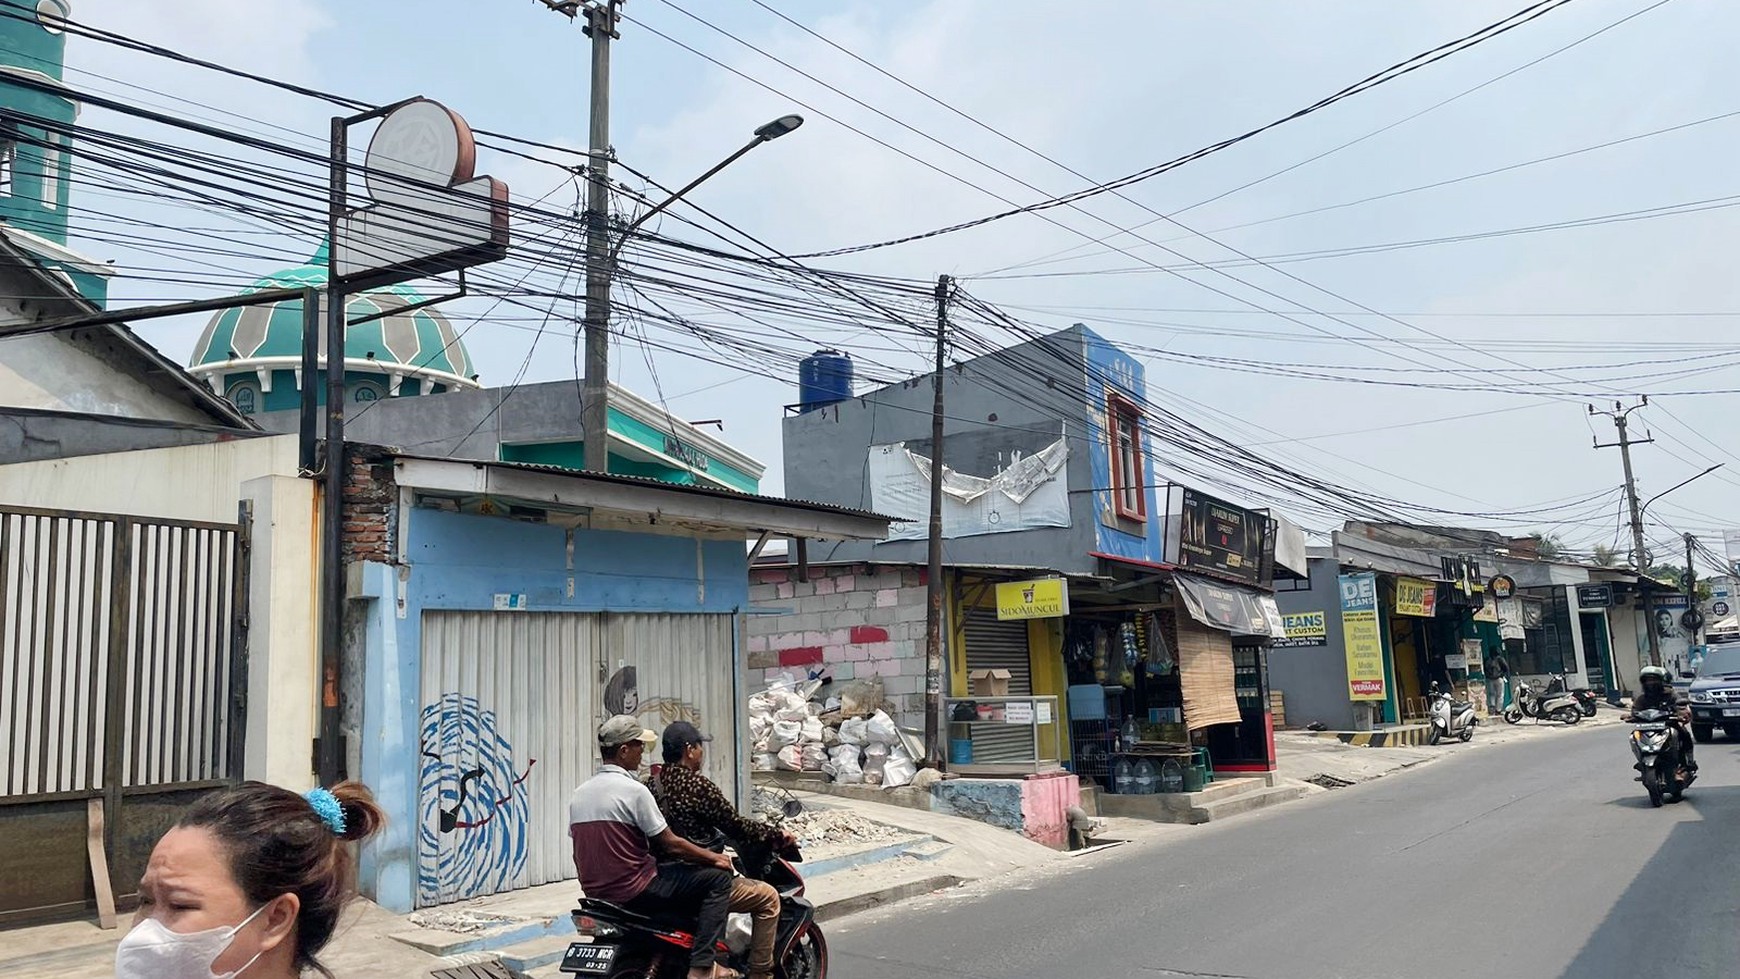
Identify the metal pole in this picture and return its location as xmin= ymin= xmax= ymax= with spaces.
xmin=923 ymin=274 xmax=951 ymax=768
xmin=580 ymin=1 xmax=619 ymax=473
xmin=298 ymin=288 xmax=320 ymax=474
xmin=1685 ymin=533 xmax=1699 ymax=650
xmin=317 ymin=116 xmax=348 ymax=786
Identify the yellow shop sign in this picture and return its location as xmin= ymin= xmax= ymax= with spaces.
xmin=996 ymin=578 xmax=1071 ymax=620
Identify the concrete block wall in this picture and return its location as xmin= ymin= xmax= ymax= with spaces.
xmin=747 ymin=563 xmax=930 ymax=728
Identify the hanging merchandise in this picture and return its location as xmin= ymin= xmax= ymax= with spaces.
xmin=1145 ymin=611 xmax=1176 ymax=675
xmin=1092 ymin=626 xmax=1111 ymax=685
xmin=1120 ymin=621 xmax=1141 ymax=687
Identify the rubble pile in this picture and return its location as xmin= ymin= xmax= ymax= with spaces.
xmin=748 ymin=674 xmax=920 ymax=789
xmin=784 ymin=808 xmax=911 ymax=850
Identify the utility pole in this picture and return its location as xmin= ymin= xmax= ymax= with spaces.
xmin=924 ymin=275 xmax=952 ymax=769
xmin=1592 ymin=398 xmax=1658 ymax=665
xmin=1684 ymin=532 xmax=1700 ymax=647
xmin=551 ymin=0 xmax=621 ymax=473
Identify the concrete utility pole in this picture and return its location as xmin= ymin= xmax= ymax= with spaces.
xmin=924 ymin=275 xmax=952 ymax=768
xmin=536 ymin=0 xmax=625 ymax=472
xmin=1592 ymin=399 xmax=1658 ymax=665
xmin=1684 ymin=532 xmax=1701 ymax=647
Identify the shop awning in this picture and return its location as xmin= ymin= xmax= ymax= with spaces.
xmin=1172 ymin=573 xmax=1288 ymax=640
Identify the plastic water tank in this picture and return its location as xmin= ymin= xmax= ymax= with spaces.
xmin=798 ymin=349 xmax=853 ymax=412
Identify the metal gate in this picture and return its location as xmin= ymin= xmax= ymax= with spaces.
xmin=962 ymin=609 xmax=1033 ymax=763
xmin=417 ymin=610 xmax=738 ymax=908
xmin=0 ymin=504 xmax=248 ymax=925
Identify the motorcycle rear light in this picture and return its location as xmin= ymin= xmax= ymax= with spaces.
xmin=574 ymin=915 xmax=623 ymax=939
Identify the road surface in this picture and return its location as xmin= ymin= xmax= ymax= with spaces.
xmin=827 ymin=723 xmax=1740 ymax=979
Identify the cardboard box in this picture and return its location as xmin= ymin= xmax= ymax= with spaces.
xmin=968 ymin=668 xmax=1011 ymax=697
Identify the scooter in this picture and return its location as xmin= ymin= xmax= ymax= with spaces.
xmin=1427 ymin=681 xmax=1478 ymax=745
xmin=562 ymin=810 xmax=828 ymax=979
xmin=1629 ymin=708 xmax=1695 ymax=808
xmin=1504 ymin=679 xmax=1582 ymax=725
xmin=1544 ymin=672 xmax=1600 ymax=717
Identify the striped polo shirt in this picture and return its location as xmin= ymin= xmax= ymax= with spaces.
xmin=569 ymin=765 xmax=668 ymax=903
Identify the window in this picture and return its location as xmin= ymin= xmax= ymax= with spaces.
xmin=40 ymin=142 xmax=60 ymax=210
xmin=1107 ymin=392 xmax=1145 ymax=521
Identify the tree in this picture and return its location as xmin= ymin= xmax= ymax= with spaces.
xmin=1591 ymin=544 xmax=1618 ymax=566
xmin=1643 ymin=563 xmax=1714 ymax=602
xmin=1531 ymin=533 xmax=1565 ymax=561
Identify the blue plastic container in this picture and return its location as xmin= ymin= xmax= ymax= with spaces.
xmin=949 ymin=738 xmax=974 ymax=765
xmin=798 ymin=350 xmax=854 ymax=412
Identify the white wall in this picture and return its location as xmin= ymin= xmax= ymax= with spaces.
xmin=0 ymin=332 xmax=214 ymax=424
xmin=0 ymin=435 xmax=318 ymax=787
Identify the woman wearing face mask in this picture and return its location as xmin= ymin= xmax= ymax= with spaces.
xmin=117 ymin=780 xmax=384 ymax=979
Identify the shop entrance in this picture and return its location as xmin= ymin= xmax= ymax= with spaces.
xmin=961 ymin=608 xmax=1033 ymax=764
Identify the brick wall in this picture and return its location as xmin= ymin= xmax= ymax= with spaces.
xmin=341 ymin=447 xmax=395 ymax=564
xmin=746 ymin=564 xmax=931 ymax=728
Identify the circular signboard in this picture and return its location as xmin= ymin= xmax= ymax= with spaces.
xmin=1489 ymin=575 xmax=1517 ymax=600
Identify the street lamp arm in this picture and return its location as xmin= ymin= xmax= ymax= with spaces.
xmin=1641 ymin=464 xmax=1723 ymax=518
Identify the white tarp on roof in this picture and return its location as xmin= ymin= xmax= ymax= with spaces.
xmin=868 ymin=438 xmax=1069 ymax=541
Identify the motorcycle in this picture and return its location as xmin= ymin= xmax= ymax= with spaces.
xmin=561 ymin=807 xmax=827 ymax=979
xmin=1630 ymin=707 xmax=1695 ymax=808
xmin=1544 ymin=672 xmax=1600 ymax=717
xmin=1504 ymin=679 xmax=1582 ymax=725
xmin=1427 ymin=681 xmax=1478 ymax=745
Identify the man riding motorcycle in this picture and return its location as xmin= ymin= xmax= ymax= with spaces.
xmin=569 ymin=715 xmax=740 ymax=979
xmin=652 ymin=721 xmax=793 ymax=979
xmin=1626 ymin=666 xmax=1697 ymax=773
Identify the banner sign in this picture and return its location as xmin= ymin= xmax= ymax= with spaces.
xmin=1173 ymin=574 xmax=1286 ymax=638
xmin=1576 ymin=584 xmax=1613 ymax=609
xmin=1339 ymin=572 xmax=1387 ymax=701
xmin=995 ymin=578 xmax=1070 ymax=621
xmin=1176 ymin=487 xmax=1266 ymax=585
xmin=1273 ymin=610 xmax=1328 ymax=648
xmin=1395 ymin=577 xmax=1438 ymax=618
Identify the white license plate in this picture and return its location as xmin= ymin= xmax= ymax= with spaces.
xmin=561 ymin=942 xmax=619 ymax=975
xmin=1723 ymin=708 xmax=1740 ymax=718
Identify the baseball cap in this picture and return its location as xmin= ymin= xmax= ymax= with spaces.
xmin=598 ymin=714 xmax=658 ymax=749
xmin=662 ymin=720 xmax=713 ymax=756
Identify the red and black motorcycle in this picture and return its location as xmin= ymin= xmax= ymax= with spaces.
xmin=560 ymin=834 xmax=827 ymax=979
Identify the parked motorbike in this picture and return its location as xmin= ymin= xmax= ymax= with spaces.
xmin=561 ymin=808 xmax=827 ymax=979
xmin=1544 ymin=671 xmax=1600 ymax=717
xmin=1630 ymin=708 xmax=1695 ymax=808
xmin=1427 ymin=681 xmax=1478 ymax=745
xmin=1504 ymin=679 xmax=1583 ymax=725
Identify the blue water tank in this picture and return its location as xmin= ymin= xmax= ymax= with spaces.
xmin=798 ymin=349 xmax=854 ymax=412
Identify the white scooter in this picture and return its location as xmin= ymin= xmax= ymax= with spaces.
xmin=1427 ymin=681 xmax=1478 ymax=745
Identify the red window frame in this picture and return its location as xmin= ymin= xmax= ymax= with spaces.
xmin=1107 ymin=392 xmax=1146 ymax=521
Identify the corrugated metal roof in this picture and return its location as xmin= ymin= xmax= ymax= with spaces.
xmin=389 ymin=450 xmax=897 ymax=523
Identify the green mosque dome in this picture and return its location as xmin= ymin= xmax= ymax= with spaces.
xmin=188 ymin=243 xmax=478 ymax=415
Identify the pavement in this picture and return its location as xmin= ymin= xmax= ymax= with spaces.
xmin=826 ymin=711 xmax=1740 ymax=979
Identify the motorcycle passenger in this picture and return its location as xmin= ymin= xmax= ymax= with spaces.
xmin=652 ymin=721 xmax=792 ymax=979
xmin=1626 ymin=666 xmax=1697 ymax=773
xmin=569 ymin=715 xmax=740 ymax=979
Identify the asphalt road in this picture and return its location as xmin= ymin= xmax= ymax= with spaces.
xmin=827 ymin=724 xmax=1740 ymax=979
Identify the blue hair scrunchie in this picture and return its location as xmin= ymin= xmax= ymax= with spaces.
xmin=304 ymin=787 xmax=347 ymax=836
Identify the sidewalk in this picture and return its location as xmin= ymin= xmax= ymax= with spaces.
xmin=0 ymin=792 xmax=1067 ymax=979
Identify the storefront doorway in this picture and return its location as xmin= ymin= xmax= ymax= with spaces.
xmin=1579 ymin=612 xmax=1612 ymax=694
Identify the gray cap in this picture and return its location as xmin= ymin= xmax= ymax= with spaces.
xmin=598 ymin=714 xmax=658 ymax=749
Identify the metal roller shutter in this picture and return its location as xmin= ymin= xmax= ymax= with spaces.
xmin=962 ymin=609 xmax=1034 ymax=763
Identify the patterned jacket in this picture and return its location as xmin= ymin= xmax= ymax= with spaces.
xmin=650 ymin=765 xmax=780 ymax=847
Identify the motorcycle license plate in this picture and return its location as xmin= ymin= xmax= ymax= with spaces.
xmin=560 ymin=942 xmax=619 ymax=975
xmin=1724 ymin=708 xmax=1740 ymax=718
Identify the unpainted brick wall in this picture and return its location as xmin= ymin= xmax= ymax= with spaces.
xmin=746 ymin=563 xmax=932 ymax=728
xmin=341 ymin=447 xmax=396 ymax=564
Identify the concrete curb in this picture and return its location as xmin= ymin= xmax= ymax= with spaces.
xmin=1295 ymin=724 xmax=1432 ymax=747
xmin=813 ymin=875 xmax=965 ymax=923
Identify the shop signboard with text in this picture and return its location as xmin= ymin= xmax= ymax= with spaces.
xmin=995 ymin=578 xmax=1070 ymax=621
xmin=1273 ymin=611 xmax=1328 ymax=648
xmin=1174 ymin=487 xmax=1266 ymax=585
xmin=1339 ymin=572 xmax=1387 ymax=701
xmin=1395 ymin=577 xmax=1437 ymax=618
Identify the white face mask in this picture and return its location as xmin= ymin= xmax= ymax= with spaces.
xmin=115 ymin=904 xmax=268 ymax=979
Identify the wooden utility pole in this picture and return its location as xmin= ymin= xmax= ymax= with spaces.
xmin=924 ymin=275 xmax=951 ymax=767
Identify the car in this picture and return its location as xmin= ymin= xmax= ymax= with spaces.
xmin=1686 ymin=641 xmax=1740 ymax=742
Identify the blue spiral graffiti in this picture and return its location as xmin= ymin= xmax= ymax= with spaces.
xmin=418 ymin=693 xmax=532 ymax=905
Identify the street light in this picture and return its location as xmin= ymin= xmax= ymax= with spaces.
xmin=581 ymin=114 xmax=805 ymax=472
xmin=1641 ymin=463 xmax=1723 ymax=521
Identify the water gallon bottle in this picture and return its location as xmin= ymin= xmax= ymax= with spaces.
xmin=1120 ymin=716 xmax=1140 ymax=752
xmin=1159 ymin=758 xmax=1186 ymax=794
xmin=1133 ymin=758 xmax=1158 ymax=795
xmin=1112 ymin=757 xmax=1135 ymax=795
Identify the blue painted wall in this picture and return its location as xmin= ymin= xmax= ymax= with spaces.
xmin=358 ymin=507 xmax=749 ymax=912
xmin=1083 ymin=329 xmax=1162 ymax=562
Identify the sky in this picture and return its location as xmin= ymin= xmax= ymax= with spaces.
xmin=49 ymin=0 xmax=1740 ymax=568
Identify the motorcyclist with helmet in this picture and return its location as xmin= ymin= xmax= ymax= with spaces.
xmin=1626 ymin=665 xmax=1697 ymax=773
